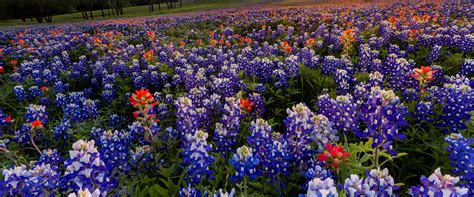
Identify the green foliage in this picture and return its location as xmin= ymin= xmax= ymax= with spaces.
xmin=441 ymin=52 xmax=464 ymax=75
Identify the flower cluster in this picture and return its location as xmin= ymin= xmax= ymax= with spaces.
xmin=0 ymin=109 xmax=13 ymax=133
xmin=229 ymin=145 xmax=261 ymax=182
xmin=214 ymin=97 xmax=241 ymax=157
xmin=358 ymin=87 xmax=408 ymax=156
xmin=344 ymin=168 xmax=399 ymax=196
xmin=0 ymin=164 xmax=60 ymax=196
xmin=409 ymin=168 xmax=469 ymax=196
xmin=317 ymin=94 xmax=359 ymax=134
xmin=62 ymin=139 xmax=116 ymax=194
xmin=411 ymin=66 xmax=438 ymax=93
xmin=182 ymin=130 xmax=215 ymax=184
xmin=445 ymin=133 xmax=474 ymax=194
xmin=316 ymin=143 xmax=350 ymax=172
xmin=303 ymin=177 xmax=338 ymax=197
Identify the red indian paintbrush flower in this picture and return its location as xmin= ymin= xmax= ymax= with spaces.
xmin=411 ymin=66 xmax=437 ymax=82
xmin=143 ymin=50 xmax=154 ymax=62
xmin=317 ymin=143 xmax=350 ymax=171
xmin=306 ymin=38 xmax=316 ymax=47
xmin=40 ymin=86 xmax=48 ymax=92
xmin=5 ymin=116 xmax=12 ymax=123
xmin=411 ymin=66 xmax=437 ymax=93
xmin=280 ymin=41 xmax=293 ymax=53
xmin=0 ymin=66 xmax=4 ymax=74
xmin=10 ymin=60 xmax=18 ymax=66
xmin=129 ymin=89 xmax=157 ymax=108
xmin=30 ymin=120 xmax=43 ymax=129
xmin=239 ymin=98 xmax=255 ymax=112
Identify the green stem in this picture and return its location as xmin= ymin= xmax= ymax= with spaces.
xmin=244 ymin=175 xmax=248 ymax=197
xmin=374 ymin=144 xmax=380 ymax=169
xmin=300 ymin=73 xmax=304 ymax=102
xmin=30 ymin=130 xmax=42 ymax=156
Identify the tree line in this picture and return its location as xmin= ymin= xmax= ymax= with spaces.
xmin=0 ymin=0 xmax=183 ymax=23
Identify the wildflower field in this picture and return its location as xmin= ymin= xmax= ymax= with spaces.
xmin=0 ymin=1 xmax=473 ymax=196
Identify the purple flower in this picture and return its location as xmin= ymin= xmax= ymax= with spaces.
xmin=358 ymin=87 xmax=408 ymax=156
xmin=229 ymin=145 xmax=261 ymax=182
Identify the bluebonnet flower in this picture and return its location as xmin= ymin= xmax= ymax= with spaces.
xmin=13 ymin=85 xmax=27 ymax=101
xmin=40 ymin=97 xmax=50 ymax=106
xmin=83 ymin=99 xmax=99 ymax=120
xmin=317 ymin=94 xmax=359 ymax=134
xmin=284 ymin=103 xmax=316 ymax=169
xmin=25 ymin=104 xmax=48 ymax=124
xmin=179 ymin=184 xmax=203 ymax=197
xmin=357 ymin=44 xmax=379 ymax=72
xmin=427 ymin=45 xmax=442 ymax=63
xmin=302 ymin=177 xmax=338 ymax=197
xmin=459 ymin=58 xmax=473 ymax=76
xmin=53 ymin=120 xmax=72 ymax=140
xmin=64 ymin=103 xmax=85 ymax=123
xmin=175 ymin=97 xmax=199 ymax=136
xmin=28 ymin=86 xmax=43 ymax=98
xmin=321 ymin=56 xmax=340 ymax=76
xmin=437 ymin=83 xmax=474 ymax=133
xmin=130 ymin=146 xmax=153 ymax=169
xmin=214 ymin=97 xmax=240 ymax=157
xmin=0 ymin=109 xmax=12 ymax=132
xmin=229 ymin=145 xmax=261 ymax=182
xmin=54 ymin=81 xmax=68 ymax=94
xmin=285 ymin=103 xmax=339 ymax=170
xmin=334 ymin=68 xmax=356 ymax=95
xmin=344 ymin=174 xmax=364 ymax=196
xmin=445 ymin=133 xmax=474 ymax=194
xmin=409 ymin=168 xmax=469 ymax=197
xmin=96 ymin=130 xmax=131 ymax=173
xmin=249 ymin=93 xmax=265 ymax=117
xmin=68 ymin=188 xmax=102 ymax=197
xmin=302 ymin=160 xmax=332 ymax=189
xmin=401 ymin=88 xmax=419 ymax=102
xmin=0 ymin=139 xmax=9 ymax=153
xmin=414 ymin=101 xmax=435 ymax=123
xmin=0 ymin=164 xmax=60 ymax=196
xmin=213 ymin=188 xmax=236 ymax=197
xmin=62 ymin=139 xmax=116 ymax=194
xmin=37 ymin=149 xmax=62 ymax=166
xmin=247 ymin=119 xmax=272 ymax=152
xmin=108 ymin=114 xmax=122 ymax=128
xmin=102 ymin=84 xmax=116 ymax=103
xmin=386 ymin=56 xmax=417 ymax=92
xmin=272 ymin=68 xmax=290 ymax=89
xmin=182 ymin=130 xmax=214 ymax=184
xmin=255 ymin=83 xmax=265 ymax=93
xmin=362 ymin=168 xmax=399 ymax=196
xmin=358 ymin=87 xmax=408 ymax=156
xmin=56 ymin=93 xmax=67 ymax=108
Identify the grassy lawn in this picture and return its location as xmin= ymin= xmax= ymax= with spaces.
xmin=0 ymin=0 xmax=267 ymax=28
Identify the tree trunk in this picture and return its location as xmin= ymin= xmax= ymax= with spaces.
xmin=180 ymin=0 xmax=182 ymax=8
xmin=102 ymin=9 xmax=105 ymax=17
xmin=158 ymin=1 xmax=161 ymax=10
xmin=35 ymin=16 xmax=43 ymax=23
xmin=90 ymin=10 xmax=94 ymax=19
